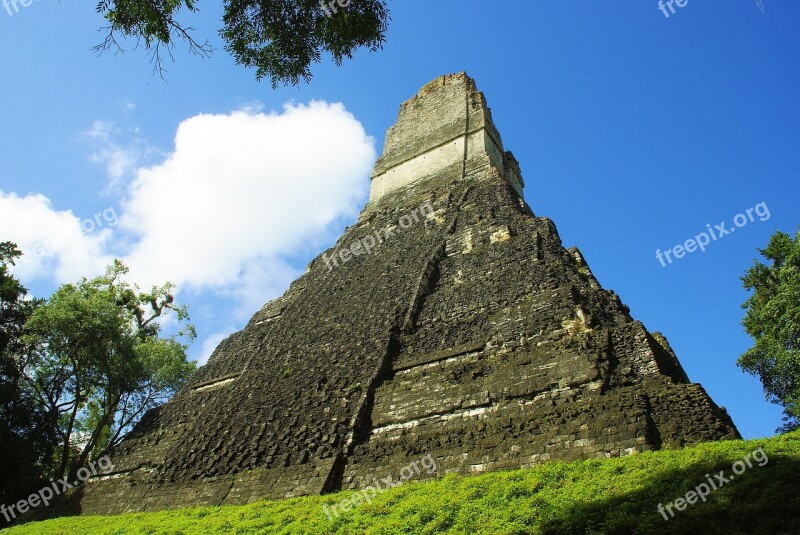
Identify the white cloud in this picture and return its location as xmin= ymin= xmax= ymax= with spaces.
xmin=120 ymin=101 xmax=376 ymax=306
xmin=0 ymin=192 xmax=114 ymax=283
xmin=238 ymin=100 xmax=265 ymax=115
xmin=85 ymin=120 xmax=116 ymax=142
xmin=2 ymin=100 xmax=375 ymax=328
xmin=83 ymin=120 xmax=160 ymax=192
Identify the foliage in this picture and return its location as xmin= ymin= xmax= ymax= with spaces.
xmin=0 ymin=243 xmax=52 ymax=509
xmin=738 ymin=228 xmax=800 ymax=433
xmin=0 ymin=242 xmax=32 ymax=354
xmin=20 ymin=260 xmax=196 ymax=481
xmin=95 ymin=0 xmax=391 ymax=87
xmin=7 ymin=432 xmax=800 ymax=534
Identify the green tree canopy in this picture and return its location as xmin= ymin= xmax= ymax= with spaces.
xmin=738 ymin=228 xmax=800 ymax=433
xmin=0 ymin=242 xmax=33 ymax=355
xmin=22 ymin=260 xmax=197 ymax=481
xmin=96 ymin=0 xmax=391 ymax=87
xmin=0 ymin=242 xmax=52 ymax=509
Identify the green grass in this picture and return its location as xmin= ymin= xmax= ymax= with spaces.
xmin=6 ymin=431 xmax=800 ymax=534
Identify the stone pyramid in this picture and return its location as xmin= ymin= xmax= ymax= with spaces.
xmin=80 ymin=73 xmax=739 ymax=515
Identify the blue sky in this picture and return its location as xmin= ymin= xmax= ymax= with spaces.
xmin=0 ymin=1 xmax=797 ymax=439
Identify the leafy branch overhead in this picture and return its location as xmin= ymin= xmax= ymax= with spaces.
xmin=95 ymin=0 xmax=391 ymax=86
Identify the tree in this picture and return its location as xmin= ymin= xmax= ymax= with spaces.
xmin=95 ymin=0 xmax=391 ymax=87
xmin=22 ymin=260 xmax=196 ymax=481
xmin=0 ymin=243 xmax=52 ymax=510
xmin=738 ymin=228 xmax=800 ymax=433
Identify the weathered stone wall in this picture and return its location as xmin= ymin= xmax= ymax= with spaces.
xmin=78 ymin=73 xmax=738 ymax=516
xmin=342 ymin=171 xmax=738 ymax=489
xmin=368 ymin=73 xmax=507 ymax=204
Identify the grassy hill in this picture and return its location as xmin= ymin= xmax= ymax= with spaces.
xmin=5 ymin=431 xmax=800 ymax=534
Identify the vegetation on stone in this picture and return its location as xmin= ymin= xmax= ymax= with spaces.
xmin=6 ymin=431 xmax=800 ymax=534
